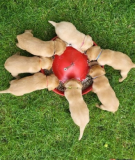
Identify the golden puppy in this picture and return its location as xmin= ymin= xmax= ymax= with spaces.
xmin=89 ymin=65 xmax=119 ymax=113
xmin=16 ymin=30 xmax=66 ymax=57
xmin=0 ymin=73 xmax=59 ymax=96
xmin=4 ymin=53 xmax=53 ymax=77
xmin=86 ymin=46 xmax=135 ymax=82
xmin=48 ymin=21 xmax=93 ymax=52
xmin=64 ymin=79 xmax=89 ymax=140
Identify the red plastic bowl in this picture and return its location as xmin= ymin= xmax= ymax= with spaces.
xmin=41 ymin=38 xmax=97 ymax=96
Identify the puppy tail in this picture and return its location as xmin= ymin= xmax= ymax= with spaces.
xmin=0 ymin=89 xmax=10 ymax=94
xmin=48 ymin=21 xmax=57 ymax=27
xmin=25 ymin=30 xmax=32 ymax=33
xmin=78 ymin=125 xmax=86 ymax=141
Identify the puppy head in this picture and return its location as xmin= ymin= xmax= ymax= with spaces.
xmin=81 ymin=35 xmax=93 ymax=52
xmin=89 ymin=64 xmax=105 ymax=78
xmin=40 ymin=57 xmax=53 ymax=70
xmin=54 ymin=38 xmax=67 ymax=55
xmin=47 ymin=74 xmax=59 ymax=91
xmin=64 ymin=79 xmax=82 ymax=89
xmin=86 ymin=46 xmax=101 ymax=60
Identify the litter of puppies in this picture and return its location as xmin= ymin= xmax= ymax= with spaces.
xmin=0 ymin=21 xmax=134 ymax=140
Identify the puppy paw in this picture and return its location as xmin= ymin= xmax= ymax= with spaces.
xmin=119 ymin=78 xmax=123 ymax=82
xmin=96 ymin=104 xmax=100 ymax=108
xmin=16 ymin=75 xmax=20 ymax=79
xmin=16 ymin=52 xmax=20 ymax=55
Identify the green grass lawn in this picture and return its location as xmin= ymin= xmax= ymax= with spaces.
xmin=0 ymin=0 xmax=135 ymax=159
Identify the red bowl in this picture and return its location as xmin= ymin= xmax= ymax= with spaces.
xmin=41 ymin=38 xmax=97 ymax=96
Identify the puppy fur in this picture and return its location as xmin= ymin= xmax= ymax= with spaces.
xmin=86 ymin=46 xmax=135 ymax=82
xmin=0 ymin=73 xmax=59 ymax=96
xmin=16 ymin=30 xmax=66 ymax=57
xmin=48 ymin=21 xmax=93 ymax=52
xmin=4 ymin=52 xmax=53 ymax=77
xmin=64 ymin=79 xmax=89 ymax=140
xmin=89 ymin=65 xmax=119 ymax=113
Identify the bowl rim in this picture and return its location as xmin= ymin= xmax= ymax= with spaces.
xmin=41 ymin=38 xmax=97 ymax=96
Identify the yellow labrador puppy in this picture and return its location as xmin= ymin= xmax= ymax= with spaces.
xmin=86 ymin=46 xmax=135 ymax=82
xmin=4 ymin=53 xmax=53 ymax=77
xmin=16 ymin=30 xmax=66 ymax=57
xmin=89 ymin=65 xmax=119 ymax=113
xmin=0 ymin=73 xmax=59 ymax=96
xmin=64 ymin=79 xmax=89 ymax=140
xmin=48 ymin=21 xmax=93 ymax=52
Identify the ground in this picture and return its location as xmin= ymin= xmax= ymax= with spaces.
xmin=0 ymin=0 xmax=135 ymax=159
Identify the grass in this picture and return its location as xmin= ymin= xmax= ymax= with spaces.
xmin=0 ymin=0 xmax=135 ymax=159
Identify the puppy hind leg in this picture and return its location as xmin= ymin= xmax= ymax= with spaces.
xmin=9 ymin=79 xmax=18 ymax=84
xmin=11 ymin=72 xmax=20 ymax=79
xmin=96 ymin=104 xmax=117 ymax=113
xmin=119 ymin=69 xmax=130 ymax=82
xmin=15 ymin=75 xmax=20 ymax=79
xmin=25 ymin=30 xmax=32 ymax=33
xmin=15 ymin=52 xmax=20 ymax=55
xmin=16 ymin=43 xmax=24 ymax=50
xmin=96 ymin=104 xmax=106 ymax=111
xmin=11 ymin=73 xmax=18 ymax=78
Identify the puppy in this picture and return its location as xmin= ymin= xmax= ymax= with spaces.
xmin=16 ymin=30 xmax=66 ymax=57
xmin=0 ymin=73 xmax=59 ymax=96
xmin=86 ymin=46 xmax=135 ymax=82
xmin=4 ymin=52 xmax=53 ymax=77
xmin=48 ymin=21 xmax=93 ymax=52
xmin=64 ymin=79 xmax=89 ymax=140
xmin=89 ymin=64 xmax=119 ymax=113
